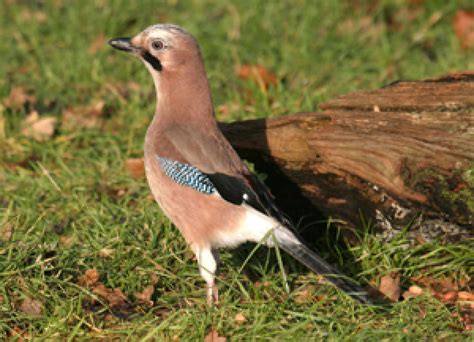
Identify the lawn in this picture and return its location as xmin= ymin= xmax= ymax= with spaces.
xmin=0 ymin=0 xmax=473 ymax=340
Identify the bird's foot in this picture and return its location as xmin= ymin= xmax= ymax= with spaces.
xmin=207 ymin=283 xmax=219 ymax=306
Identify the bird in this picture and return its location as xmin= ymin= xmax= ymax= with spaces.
xmin=109 ymin=24 xmax=372 ymax=305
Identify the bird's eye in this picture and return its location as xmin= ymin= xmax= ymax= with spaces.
xmin=151 ymin=40 xmax=165 ymax=50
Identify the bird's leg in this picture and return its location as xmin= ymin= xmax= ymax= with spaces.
xmin=194 ymin=246 xmax=219 ymax=306
xmin=211 ymin=249 xmax=220 ymax=304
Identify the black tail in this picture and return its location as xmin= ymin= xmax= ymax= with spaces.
xmin=279 ymin=241 xmax=372 ymax=304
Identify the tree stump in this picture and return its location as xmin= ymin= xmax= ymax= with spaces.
xmin=221 ymin=72 xmax=474 ymax=243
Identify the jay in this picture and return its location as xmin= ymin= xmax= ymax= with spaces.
xmin=109 ymin=24 xmax=371 ymax=305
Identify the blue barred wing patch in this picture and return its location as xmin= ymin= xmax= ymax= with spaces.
xmin=157 ymin=156 xmax=216 ymax=195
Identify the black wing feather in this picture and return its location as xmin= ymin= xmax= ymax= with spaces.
xmin=206 ymin=172 xmax=266 ymax=213
xmin=207 ymin=171 xmax=290 ymax=226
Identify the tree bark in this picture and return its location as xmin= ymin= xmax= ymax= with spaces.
xmin=220 ymin=72 xmax=474 ymax=242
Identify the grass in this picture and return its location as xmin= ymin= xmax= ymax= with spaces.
xmin=0 ymin=0 xmax=473 ymax=340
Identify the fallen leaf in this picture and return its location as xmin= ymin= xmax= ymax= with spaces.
xmin=150 ymin=273 xmax=160 ymax=285
xmin=134 ymin=285 xmax=154 ymax=306
xmin=59 ymin=235 xmax=74 ymax=246
xmin=411 ymin=275 xmax=465 ymax=293
xmin=21 ymin=111 xmax=56 ymax=141
xmin=379 ymin=273 xmax=401 ymax=302
xmin=9 ymin=326 xmax=31 ymax=341
xmin=418 ymin=304 xmax=426 ymax=319
xmin=88 ymin=32 xmax=106 ymax=54
xmin=5 ymin=154 xmax=41 ymax=171
xmin=458 ymin=291 xmax=474 ymax=301
xmin=92 ymin=284 xmax=127 ymax=307
xmin=61 ymin=100 xmax=106 ymax=130
xmin=204 ymin=329 xmax=226 ymax=342
xmin=78 ymin=268 xmax=100 ymax=287
xmin=461 ymin=312 xmax=473 ymax=331
xmin=18 ymin=9 xmax=47 ymax=23
xmin=99 ymin=248 xmax=114 ymax=258
xmin=293 ymin=285 xmax=316 ymax=304
xmin=3 ymin=86 xmax=36 ymax=110
xmin=441 ymin=291 xmax=458 ymax=303
xmin=237 ymin=64 xmax=278 ymax=90
xmin=1 ymin=222 xmax=13 ymax=241
xmin=254 ymin=281 xmax=271 ymax=288
xmin=403 ymin=284 xmax=423 ymax=300
xmin=19 ymin=297 xmax=43 ymax=316
xmin=234 ymin=312 xmax=246 ymax=324
xmin=124 ymin=158 xmax=145 ymax=178
xmin=453 ymin=10 xmax=474 ymax=49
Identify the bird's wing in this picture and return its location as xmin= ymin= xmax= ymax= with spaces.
xmin=162 ymin=124 xmax=290 ymax=225
xmin=160 ymin=125 xmax=372 ymax=304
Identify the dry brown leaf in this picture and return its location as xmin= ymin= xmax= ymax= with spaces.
xmin=124 ymin=158 xmax=145 ymax=178
xmin=18 ymin=9 xmax=47 ymax=23
xmin=134 ymin=285 xmax=154 ymax=306
xmin=19 ymin=297 xmax=43 ymax=316
xmin=21 ymin=111 xmax=56 ymax=141
xmin=234 ymin=312 xmax=247 ymax=324
xmin=9 ymin=326 xmax=31 ymax=341
xmin=3 ymin=86 xmax=36 ymax=110
xmin=411 ymin=275 xmax=465 ymax=293
xmin=461 ymin=312 xmax=473 ymax=331
xmin=458 ymin=291 xmax=474 ymax=301
xmin=150 ymin=273 xmax=160 ymax=285
xmin=403 ymin=284 xmax=423 ymax=300
xmin=59 ymin=235 xmax=74 ymax=246
xmin=89 ymin=32 xmax=106 ymax=54
xmin=254 ymin=281 xmax=271 ymax=288
xmin=237 ymin=64 xmax=278 ymax=89
xmin=78 ymin=268 xmax=100 ymax=287
xmin=1 ymin=222 xmax=13 ymax=241
xmin=99 ymin=248 xmax=114 ymax=258
xmin=92 ymin=284 xmax=127 ymax=307
xmin=294 ymin=285 xmax=316 ymax=304
xmin=62 ymin=100 xmax=106 ymax=130
xmin=453 ymin=10 xmax=474 ymax=49
xmin=204 ymin=329 xmax=226 ymax=342
xmin=441 ymin=291 xmax=458 ymax=303
xmin=437 ymin=277 xmax=460 ymax=292
xmin=379 ymin=273 xmax=401 ymax=302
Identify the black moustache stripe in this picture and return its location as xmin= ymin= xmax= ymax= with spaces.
xmin=142 ymin=51 xmax=162 ymax=71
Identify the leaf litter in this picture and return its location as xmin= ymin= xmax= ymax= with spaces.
xmin=3 ymin=86 xmax=36 ymax=111
xmin=21 ymin=110 xmax=57 ymax=141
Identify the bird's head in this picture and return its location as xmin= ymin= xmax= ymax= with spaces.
xmin=109 ymin=24 xmax=201 ymax=75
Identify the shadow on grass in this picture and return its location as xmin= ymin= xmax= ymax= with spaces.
xmin=223 ymin=119 xmax=381 ymax=300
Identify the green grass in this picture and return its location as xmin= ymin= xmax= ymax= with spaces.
xmin=1 ymin=0 xmax=473 ymax=340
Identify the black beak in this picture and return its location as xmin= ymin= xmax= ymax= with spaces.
xmin=108 ymin=37 xmax=137 ymax=52
xmin=109 ymin=36 xmax=163 ymax=72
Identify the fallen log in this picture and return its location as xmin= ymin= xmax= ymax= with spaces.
xmin=221 ymin=72 xmax=474 ymax=242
